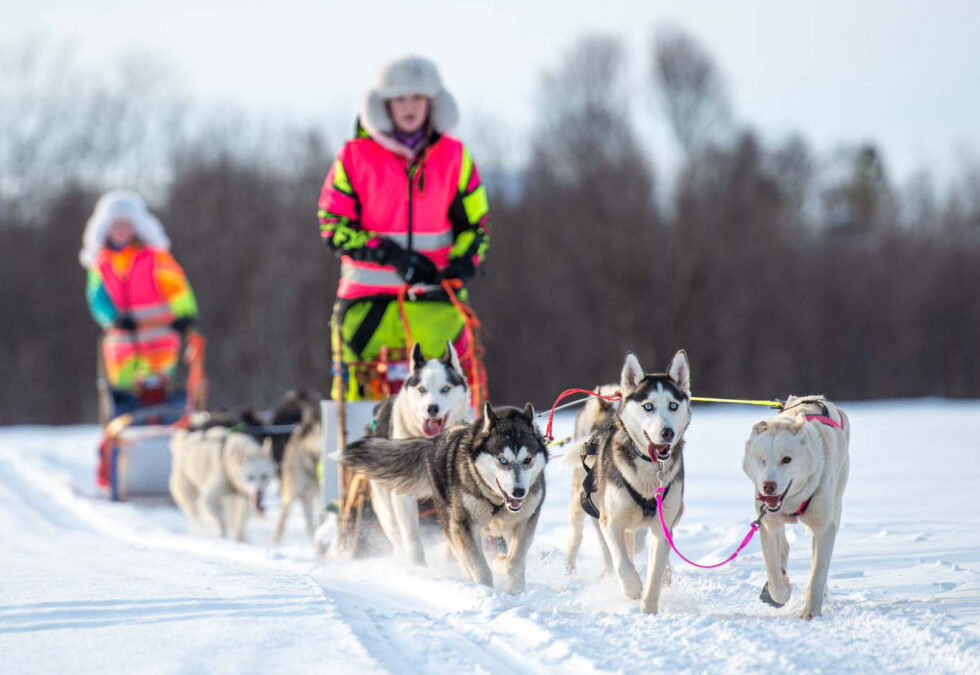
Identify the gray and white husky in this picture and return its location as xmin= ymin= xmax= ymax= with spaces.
xmin=169 ymin=428 xmax=277 ymax=541
xmin=366 ymin=341 xmax=470 ymax=564
xmin=742 ymin=395 xmax=850 ymax=619
xmin=566 ymin=350 xmax=692 ymax=614
xmin=340 ymin=403 xmax=548 ymax=593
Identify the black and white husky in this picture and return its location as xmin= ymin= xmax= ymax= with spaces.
xmin=566 ymin=350 xmax=692 ymax=614
xmin=365 ymin=341 xmax=470 ymax=564
xmin=340 ymin=403 xmax=548 ymax=593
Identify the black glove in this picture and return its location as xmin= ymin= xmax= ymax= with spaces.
xmin=437 ymin=257 xmax=475 ymax=283
xmin=374 ymin=239 xmax=438 ymax=285
xmin=113 ymin=314 xmax=137 ymax=331
xmin=171 ymin=316 xmax=196 ymax=334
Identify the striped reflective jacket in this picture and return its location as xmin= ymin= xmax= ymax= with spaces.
xmin=317 ymin=130 xmax=489 ymax=299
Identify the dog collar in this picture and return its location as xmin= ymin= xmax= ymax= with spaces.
xmin=790 ymin=496 xmax=811 ymax=516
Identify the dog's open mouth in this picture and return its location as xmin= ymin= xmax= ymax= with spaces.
xmin=642 ymin=433 xmax=673 ymax=462
xmin=757 ymin=480 xmax=792 ymax=512
xmin=255 ymin=488 xmax=265 ymax=515
xmin=422 ymin=415 xmax=448 ymax=438
xmin=496 ymin=480 xmax=524 ymax=512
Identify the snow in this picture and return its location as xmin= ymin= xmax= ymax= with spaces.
xmin=2 ymin=400 xmax=979 ymax=674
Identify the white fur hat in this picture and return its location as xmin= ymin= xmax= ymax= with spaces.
xmin=359 ymin=55 xmax=459 ymax=140
xmin=78 ymin=190 xmax=170 ymax=267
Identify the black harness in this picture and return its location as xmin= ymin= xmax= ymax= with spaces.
xmin=579 ymin=426 xmax=671 ymax=520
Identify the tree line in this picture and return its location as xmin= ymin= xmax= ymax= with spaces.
xmin=2 ymin=31 xmax=978 ymax=424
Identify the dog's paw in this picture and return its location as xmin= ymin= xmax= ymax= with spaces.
xmin=640 ymin=598 xmax=660 ymax=614
xmin=619 ymin=569 xmax=643 ymax=600
xmin=760 ymin=582 xmax=790 ymax=608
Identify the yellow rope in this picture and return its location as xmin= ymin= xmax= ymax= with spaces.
xmin=691 ymin=396 xmax=783 ymax=409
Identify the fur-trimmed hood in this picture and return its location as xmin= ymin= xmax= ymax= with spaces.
xmin=79 ymin=190 xmax=170 ymax=268
xmin=359 ymin=56 xmax=459 ymax=151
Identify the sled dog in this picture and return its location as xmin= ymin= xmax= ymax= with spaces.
xmin=567 ymin=350 xmax=692 ymax=614
xmin=339 ymin=402 xmax=547 ymax=593
xmin=169 ymin=427 xmax=277 ymax=541
xmin=742 ymin=395 xmax=850 ymax=619
xmin=271 ymin=390 xmax=324 ymax=543
xmin=365 ymin=341 xmax=470 ymax=564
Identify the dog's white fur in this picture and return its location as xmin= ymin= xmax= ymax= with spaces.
xmin=742 ymin=395 xmax=850 ymax=619
xmin=370 ymin=341 xmax=470 ymax=564
xmin=169 ymin=428 xmax=276 ymax=541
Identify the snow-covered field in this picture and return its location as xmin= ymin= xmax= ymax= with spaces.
xmin=2 ymin=400 xmax=979 ymax=674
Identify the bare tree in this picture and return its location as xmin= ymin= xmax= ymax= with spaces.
xmin=652 ymin=25 xmax=731 ymax=159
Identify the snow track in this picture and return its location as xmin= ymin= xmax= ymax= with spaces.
xmin=2 ymin=402 xmax=979 ymax=674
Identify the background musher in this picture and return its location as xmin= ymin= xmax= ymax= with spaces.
xmin=317 ymin=55 xmax=490 ymax=403
xmin=80 ymin=190 xmax=199 ymax=487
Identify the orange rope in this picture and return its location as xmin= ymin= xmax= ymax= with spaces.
xmin=395 ymin=280 xmax=489 ymax=410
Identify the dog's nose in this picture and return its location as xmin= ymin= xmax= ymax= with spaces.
xmin=512 ymin=487 xmax=526 ymax=498
xmin=660 ymin=427 xmax=674 ymax=441
xmin=762 ymin=481 xmax=777 ymax=495
xmin=427 ymin=404 xmax=439 ymax=417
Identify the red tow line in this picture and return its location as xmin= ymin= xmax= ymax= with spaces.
xmin=543 ymin=388 xmax=622 ymax=442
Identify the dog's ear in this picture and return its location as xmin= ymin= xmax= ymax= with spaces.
xmin=442 ymin=339 xmax=463 ymax=375
xmin=752 ymin=420 xmax=768 ymax=435
xmin=523 ymin=402 xmax=535 ymax=422
xmin=668 ymin=349 xmax=691 ymax=396
xmin=228 ymin=435 xmax=247 ymax=463
xmin=620 ymin=352 xmax=644 ymax=394
xmin=481 ymin=401 xmax=497 ymax=434
xmin=791 ymin=413 xmax=806 ymax=434
xmin=410 ymin=342 xmax=426 ymax=372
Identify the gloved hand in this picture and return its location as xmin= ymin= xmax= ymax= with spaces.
xmin=374 ymin=239 xmax=438 ymax=285
xmin=437 ymin=257 xmax=475 ymax=283
xmin=113 ymin=314 xmax=137 ymax=331
xmin=171 ymin=316 xmax=196 ymax=334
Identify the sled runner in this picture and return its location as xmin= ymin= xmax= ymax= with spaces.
xmin=96 ymin=332 xmax=208 ymax=501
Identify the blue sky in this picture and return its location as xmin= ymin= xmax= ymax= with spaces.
xmin=7 ymin=0 xmax=980 ymax=185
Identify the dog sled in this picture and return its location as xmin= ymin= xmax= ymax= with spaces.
xmin=323 ymin=280 xmax=488 ymax=557
xmin=96 ymin=332 xmax=208 ymax=501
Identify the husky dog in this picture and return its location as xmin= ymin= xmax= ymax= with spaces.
xmin=169 ymin=427 xmax=277 ymax=541
xmin=339 ymin=403 xmax=547 ymax=593
xmin=567 ymin=350 xmax=692 ymax=614
xmin=365 ymin=341 xmax=470 ymax=564
xmin=271 ymin=390 xmax=324 ymax=543
xmin=742 ymin=395 xmax=850 ymax=620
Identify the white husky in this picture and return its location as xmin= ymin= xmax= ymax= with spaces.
xmin=367 ymin=341 xmax=470 ymax=564
xmin=169 ymin=427 xmax=277 ymax=541
xmin=742 ymin=395 xmax=850 ymax=619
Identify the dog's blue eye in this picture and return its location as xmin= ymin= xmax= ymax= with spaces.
xmin=669 ymin=402 xmax=678 ymax=411
xmin=418 ymin=386 xmax=427 ymax=393
xmin=781 ymin=457 xmax=792 ymax=464
xmin=440 ymin=385 xmax=451 ymax=393
xmin=498 ymin=457 xmax=509 ymax=465
xmin=643 ymin=403 xmax=654 ymax=411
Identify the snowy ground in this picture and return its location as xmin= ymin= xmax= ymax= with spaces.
xmin=2 ymin=400 xmax=979 ymax=674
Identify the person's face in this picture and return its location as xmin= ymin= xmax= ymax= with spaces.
xmin=387 ymin=95 xmax=430 ymax=134
xmin=107 ymin=219 xmax=135 ymax=247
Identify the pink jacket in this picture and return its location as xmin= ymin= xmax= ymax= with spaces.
xmin=318 ymin=130 xmax=489 ymax=300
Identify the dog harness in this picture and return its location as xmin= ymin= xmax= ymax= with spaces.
xmin=578 ymin=429 xmax=671 ymax=520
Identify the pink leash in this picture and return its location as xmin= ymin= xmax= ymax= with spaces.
xmin=654 ymin=487 xmax=763 ymax=569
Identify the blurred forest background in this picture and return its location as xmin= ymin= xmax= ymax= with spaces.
xmin=2 ymin=29 xmax=979 ymax=423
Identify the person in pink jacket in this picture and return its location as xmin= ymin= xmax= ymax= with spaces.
xmin=318 ymin=55 xmax=490 ymax=400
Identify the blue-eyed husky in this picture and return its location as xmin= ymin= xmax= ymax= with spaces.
xmin=566 ymin=350 xmax=693 ymax=614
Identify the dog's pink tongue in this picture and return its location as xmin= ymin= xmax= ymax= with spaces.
xmin=422 ymin=417 xmax=445 ymax=437
xmin=647 ymin=443 xmax=670 ymax=461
